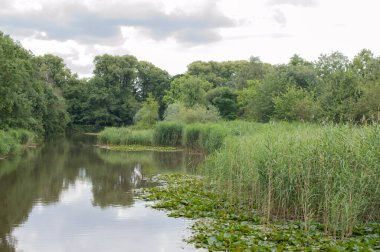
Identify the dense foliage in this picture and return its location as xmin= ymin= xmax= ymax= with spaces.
xmin=0 ymin=129 xmax=36 ymax=156
xmin=0 ymin=32 xmax=69 ymax=136
xmin=2 ymin=31 xmax=380 ymax=140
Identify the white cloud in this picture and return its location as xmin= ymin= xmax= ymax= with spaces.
xmin=1 ymin=0 xmax=380 ymax=77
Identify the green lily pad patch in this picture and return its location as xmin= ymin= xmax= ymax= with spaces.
xmin=139 ymin=174 xmax=380 ymax=251
xmin=97 ymin=144 xmax=182 ymax=152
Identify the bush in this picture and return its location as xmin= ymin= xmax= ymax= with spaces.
xmin=164 ymin=103 xmax=220 ymax=124
xmin=133 ymin=94 xmax=159 ymax=129
xmin=153 ymin=121 xmax=184 ymax=146
xmin=0 ymin=129 xmax=35 ymax=155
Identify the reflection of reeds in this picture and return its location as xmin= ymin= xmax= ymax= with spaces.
xmin=203 ymin=123 xmax=380 ymax=238
xmin=96 ymin=148 xmax=196 ymax=174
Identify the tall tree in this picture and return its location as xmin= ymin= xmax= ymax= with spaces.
xmin=135 ymin=61 xmax=170 ymax=118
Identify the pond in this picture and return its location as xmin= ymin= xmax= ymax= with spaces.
xmin=0 ymin=135 xmax=204 ymax=252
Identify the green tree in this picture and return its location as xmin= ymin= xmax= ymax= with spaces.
xmin=316 ymin=52 xmax=360 ymax=122
xmin=35 ymin=54 xmax=72 ymax=88
xmin=164 ymin=75 xmax=212 ymax=108
xmin=206 ymin=87 xmax=238 ymax=120
xmin=187 ymin=60 xmax=248 ymax=87
xmin=0 ymin=31 xmax=69 ymax=135
xmin=135 ymin=61 xmax=170 ymax=118
xmin=234 ymin=57 xmax=272 ymax=89
xmin=133 ymin=94 xmax=159 ymax=128
xmin=81 ymin=54 xmax=140 ymax=126
xmin=273 ymin=87 xmax=320 ymax=121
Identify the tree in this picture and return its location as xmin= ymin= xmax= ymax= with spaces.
xmin=206 ymin=87 xmax=238 ymax=120
xmin=135 ymin=61 xmax=170 ymax=118
xmin=273 ymin=87 xmax=320 ymax=121
xmin=316 ymin=52 xmax=349 ymax=78
xmin=187 ymin=60 xmax=248 ymax=87
xmin=35 ymin=54 xmax=72 ymax=88
xmin=80 ymin=54 xmax=140 ymax=126
xmin=164 ymin=75 xmax=212 ymax=108
xmin=0 ymin=32 xmax=69 ymax=135
xmin=234 ymin=57 xmax=272 ymax=89
xmin=133 ymin=94 xmax=159 ymax=128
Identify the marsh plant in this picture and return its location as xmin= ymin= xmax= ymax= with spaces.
xmin=203 ymin=123 xmax=380 ymax=238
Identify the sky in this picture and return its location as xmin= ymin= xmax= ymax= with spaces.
xmin=1 ymin=0 xmax=380 ymax=77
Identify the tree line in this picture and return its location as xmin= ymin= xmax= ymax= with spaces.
xmin=1 ymin=31 xmax=380 ymax=137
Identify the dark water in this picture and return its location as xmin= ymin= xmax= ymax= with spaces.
xmin=0 ymin=135 xmax=204 ymax=252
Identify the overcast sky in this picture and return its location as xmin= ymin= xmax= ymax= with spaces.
xmin=1 ymin=0 xmax=380 ymax=77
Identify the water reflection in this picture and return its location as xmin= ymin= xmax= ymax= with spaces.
xmin=0 ymin=135 xmax=203 ymax=252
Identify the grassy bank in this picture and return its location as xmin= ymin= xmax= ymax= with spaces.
xmin=203 ymin=123 xmax=380 ymax=238
xmin=0 ymin=129 xmax=36 ymax=157
xmin=140 ymin=174 xmax=380 ymax=251
xmin=97 ymin=120 xmax=261 ymax=153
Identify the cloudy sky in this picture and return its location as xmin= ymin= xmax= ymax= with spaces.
xmin=1 ymin=0 xmax=379 ymax=77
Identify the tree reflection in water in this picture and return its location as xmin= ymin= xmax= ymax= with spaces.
xmin=0 ymin=135 xmax=203 ymax=252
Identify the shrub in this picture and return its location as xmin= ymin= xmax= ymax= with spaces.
xmin=133 ymin=94 xmax=159 ymax=129
xmin=0 ymin=129 xmax=35 ymax=155
xmin=164 ymin=102 xmax=220 ymax=124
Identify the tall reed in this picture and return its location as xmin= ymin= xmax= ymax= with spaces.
xmin=98 ymin=127 xmax=153 ymax=146
xmin=202 ymin=123 xmax=380 ymax=238
xmin=153 ymin=122 xmax=184 ymax=146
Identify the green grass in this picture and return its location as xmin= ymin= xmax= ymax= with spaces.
xmin=203 ymin=123 xmax=380 ymax=238
xmin=184 ymin=123 xmax=228 ymax=153
xmin=183 ymin=121 xmax=262 ymax=153
xmin=98 ymin=120 xmax=262 ymax=153
xmin=98 ymin=127 xmax=154 ymax=146
xmin=153 ymin=121 xmax=185 ymax=146
xmin=0 ymin=129 xmax=36 ymax=156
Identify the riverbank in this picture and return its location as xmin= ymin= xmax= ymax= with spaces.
xmin=140 ymin=174 xmax=380 ymax=251
xmin=0 ymin=129 xmax=37 ymax=158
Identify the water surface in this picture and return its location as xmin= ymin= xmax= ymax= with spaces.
xmin=0 ymin=135 xmax=203 ymax=252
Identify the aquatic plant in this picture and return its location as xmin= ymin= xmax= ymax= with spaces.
xmin=98 ymin=127 xmax=153 ymax=146
xmin=141 ymin=174 xmax=380 ymax=251
xmin=203 ymin=123 xmax=380 ymax=238
xmin=153 ymin=121 xmax=184 ymax=146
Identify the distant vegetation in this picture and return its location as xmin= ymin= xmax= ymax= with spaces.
xmin=2 ymin=31 xmax=380 ymax=141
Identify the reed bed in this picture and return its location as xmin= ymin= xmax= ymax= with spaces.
xmin=98 ymin=121 xmax=262 ymax=152
xmin=153 ymin=121 xmax=184 ymax=146
xmin=98 ymin=127 xmax=154 ymax=146
xmin=202 ymin=123 xmax=380 ymax=238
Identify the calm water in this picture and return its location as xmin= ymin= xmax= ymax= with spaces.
xmin=0 ymin=135 xmax=204 ymax=252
